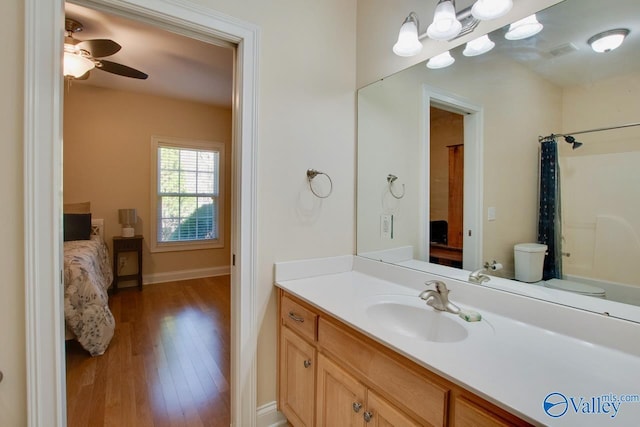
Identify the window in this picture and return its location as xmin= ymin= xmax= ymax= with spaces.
xmin=151 ymin=136 xmax=224 ymax=252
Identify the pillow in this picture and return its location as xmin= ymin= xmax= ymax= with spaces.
xmin=63 ymin=201 xmax=91 ymax=214
xmin=63 ymin=213 xmax=92 ymax=241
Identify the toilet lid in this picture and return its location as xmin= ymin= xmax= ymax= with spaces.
xmin=544 ymin=279 xmax=606 ymax=296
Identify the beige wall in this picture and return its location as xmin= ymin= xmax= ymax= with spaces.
xmin=560 ymin=71 xmax=640 ymax=285
xmin=63 ymin=84 xmax=232 ymax=277
xmin=0 ymin=0 xmax=25 ymax=424
xmin=357 ymin=54 xmax=562 ymax=274
xmin=6 ymin=0 xmax=356 ymax=423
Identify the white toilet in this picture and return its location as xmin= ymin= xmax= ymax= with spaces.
xmin=514 ymin=243 xmax=547 ymax=283
xmin=543 ymin=278 xmax=606 ymax=298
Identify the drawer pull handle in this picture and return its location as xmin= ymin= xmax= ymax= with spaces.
xmin=352 ymin=402 xmax=362 ymax=413
xmin=363 ymin=411 xmax=373 ymax=423
xmin=288 ymin=311 xmax=305 ymax=323
xmin=303 ymin=359 xmax=312 ymax=368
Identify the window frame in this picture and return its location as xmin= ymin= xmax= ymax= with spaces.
xmin=150 ymin=136 xmax=225 ymax=253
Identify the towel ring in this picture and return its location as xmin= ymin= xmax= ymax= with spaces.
xmin=307 ymin=169 xmax=333 ymax=199
xmin=387 ymin=174 xmax=405 ymax=199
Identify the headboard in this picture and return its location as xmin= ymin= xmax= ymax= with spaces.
xmin=90 ymin=218 xmax=105 ymax=241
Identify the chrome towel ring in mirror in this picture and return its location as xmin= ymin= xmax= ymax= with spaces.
xmin=307 ymin=169 xmax=333 ymax=198
xmin=387 ymin=174 xmax=405 ymax=199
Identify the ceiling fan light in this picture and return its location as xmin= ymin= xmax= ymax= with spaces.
xmin=463 ymin=34 xmax=495 ymax=56
xmin=427 ymin=0 xmax=462 ymax=41
xmin=64 ymin=52 xmax=95 ymax=78
xmin=471 ymin=0 xmax=513 ymax=21
xmin=427 ymin=51 xmax=455 ymax=69
xmin=393 ymin=16 xmax=423 ymax=57
xmin=588 ymin=29 xmax=630 ymax=53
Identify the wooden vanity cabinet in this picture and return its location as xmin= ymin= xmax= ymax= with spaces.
xmin=316 ymin=353 xmax=421 ymax=427
xmin=278 ymin=290 xmax=531 ymax=427
xmin=279 ymin=296 xmax=319 ymax=426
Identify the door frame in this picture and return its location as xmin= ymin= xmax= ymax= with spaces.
xmin=24 ymin=0 xmax=259 ymax=425
xmin=421 ymin=85 xmax=483 ymax=270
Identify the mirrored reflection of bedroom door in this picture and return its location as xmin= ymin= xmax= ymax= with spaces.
xmin=422 ymin=86 xmax=483 ymax=271
xmin=428 ymin=106 xmax=464 ymax=268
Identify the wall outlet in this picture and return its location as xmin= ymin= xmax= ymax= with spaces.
xmin=381 ymin=214 xmax=393 ymax=240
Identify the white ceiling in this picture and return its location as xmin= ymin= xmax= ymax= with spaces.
xmin=450 ymin=0 xmax=640 ymax=87
xmin=65 ymin=2 xmax=234 ymax=107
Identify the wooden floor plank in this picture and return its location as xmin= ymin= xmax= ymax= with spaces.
xmin=66 ymin=276 xmax=231 ymax=427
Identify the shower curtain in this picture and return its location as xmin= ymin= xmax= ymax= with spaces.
xmin=538 ymin=138 xmax=562 ymax=280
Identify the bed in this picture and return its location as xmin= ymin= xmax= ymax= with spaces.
xmin=63 ymin=213 xmax=115 ymax=356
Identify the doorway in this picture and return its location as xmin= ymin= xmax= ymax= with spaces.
xmin=421 ymin=85 xmax=483 ymax=271
xmin=24 ymin=0 xmax=259 ymax=425
xmin=428 ymin=106 xmax=464 ymax=268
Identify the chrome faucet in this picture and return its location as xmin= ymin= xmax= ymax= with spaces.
xmin=419 ymin=280 xmax=460 ymax=314
xmin=469 ymin=264 xmax=491 ymax=284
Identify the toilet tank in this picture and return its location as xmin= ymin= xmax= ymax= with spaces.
xmin=514 ymin=243 xmax=548 ymax=282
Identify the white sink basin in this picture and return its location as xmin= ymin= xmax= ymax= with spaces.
xmin=365 ymin=294 xmax=469 ymax=343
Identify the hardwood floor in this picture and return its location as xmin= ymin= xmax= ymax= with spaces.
xmin=66 ymin=276 xmax=230 ymax=427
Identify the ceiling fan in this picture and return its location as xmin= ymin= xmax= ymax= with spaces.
xmin=64 ymin=18 xmax=148 ymax=80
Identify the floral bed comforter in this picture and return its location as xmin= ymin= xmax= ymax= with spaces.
xmin=64 ymin=236 xmax=115 ymax=356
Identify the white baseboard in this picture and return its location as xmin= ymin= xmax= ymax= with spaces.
xmin=257 ymin=402 xmax=287 ymax=427
xmin=143 ymin=265 xmax=231 ymax=285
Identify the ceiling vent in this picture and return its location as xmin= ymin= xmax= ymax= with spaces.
xmin=548 ymin=42 xmax=579 ymax=57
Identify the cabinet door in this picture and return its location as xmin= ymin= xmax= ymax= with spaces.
xmin=452 ymin=396 xmax=513 ymax=427
xmin=316 ymin=353 xmax=366 ymax=427
xmin=280 ymin=327 xmax=316 ymax=427
xmin=365 ymin=390 xmax=422 ymax=427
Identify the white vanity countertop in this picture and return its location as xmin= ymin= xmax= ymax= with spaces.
xmin=274 ymin=255 xmax=640 ymax=427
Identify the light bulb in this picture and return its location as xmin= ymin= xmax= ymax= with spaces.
xmin=427 ymin=1 xmax=462 ymax=41
xmin=505 ymin=14 xmax=543 ymax=40
xmin=393 ymin=18 xmax=423 ymax=57
xmin=427 ymin=51 xmax=455 ymax=69
xmin=463 ymin=34 xmax=495 ymax=57
xmin=471 ymin=0 xmax=513 ymax=21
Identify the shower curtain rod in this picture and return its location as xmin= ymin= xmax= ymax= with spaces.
xmin=538 ymin=121 xmax=640 ymax=142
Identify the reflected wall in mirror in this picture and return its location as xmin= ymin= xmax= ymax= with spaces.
xmin=357 ymin=0 xmax=640 ymax=316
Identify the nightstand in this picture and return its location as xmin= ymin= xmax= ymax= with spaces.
xmin=112 ymin=235 xmax=144 ymax=291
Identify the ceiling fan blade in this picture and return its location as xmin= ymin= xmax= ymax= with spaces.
xmin=97 ymin=60 xmax=148 ymax=80
xmin=77 ymin=39 xmax=121 ymax=57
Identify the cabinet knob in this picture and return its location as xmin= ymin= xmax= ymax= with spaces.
xmin=363 ymin=411 xmax=373 ymax=423
xmin=303 ymin=359 xmax=312 ymax=368
xmin=352 ymin=402 xmax=362 ymax=413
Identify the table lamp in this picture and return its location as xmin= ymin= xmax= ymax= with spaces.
xmin=118 ymin=208 xmax=137 ymax=237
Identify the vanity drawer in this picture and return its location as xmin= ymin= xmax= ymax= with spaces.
xmin=281 ymin=294 xmax=318 ymax=342
xmin=318 ymin=318 xmax=449 ymax=426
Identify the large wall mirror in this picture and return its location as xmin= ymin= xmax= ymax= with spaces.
xmin=357 ymin=0 xmax=640 ymax=322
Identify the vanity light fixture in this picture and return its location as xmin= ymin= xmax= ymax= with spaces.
xmin=393 ymin=0 xmax=512 ymax=57
xmin=463 ymin=34 xmax=495 ymax=56
xmin=393 ymin=13 xmax=423 ymax=56
xmin=587 ymin=29 xmax=630 ymax=53
xmin=427 ymin=0 xmax=462 ymax=41
xmin=504 ymin=14 xmax=543 ymax=40
xmin=427 ymin=51 xmax=455 ymax=69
